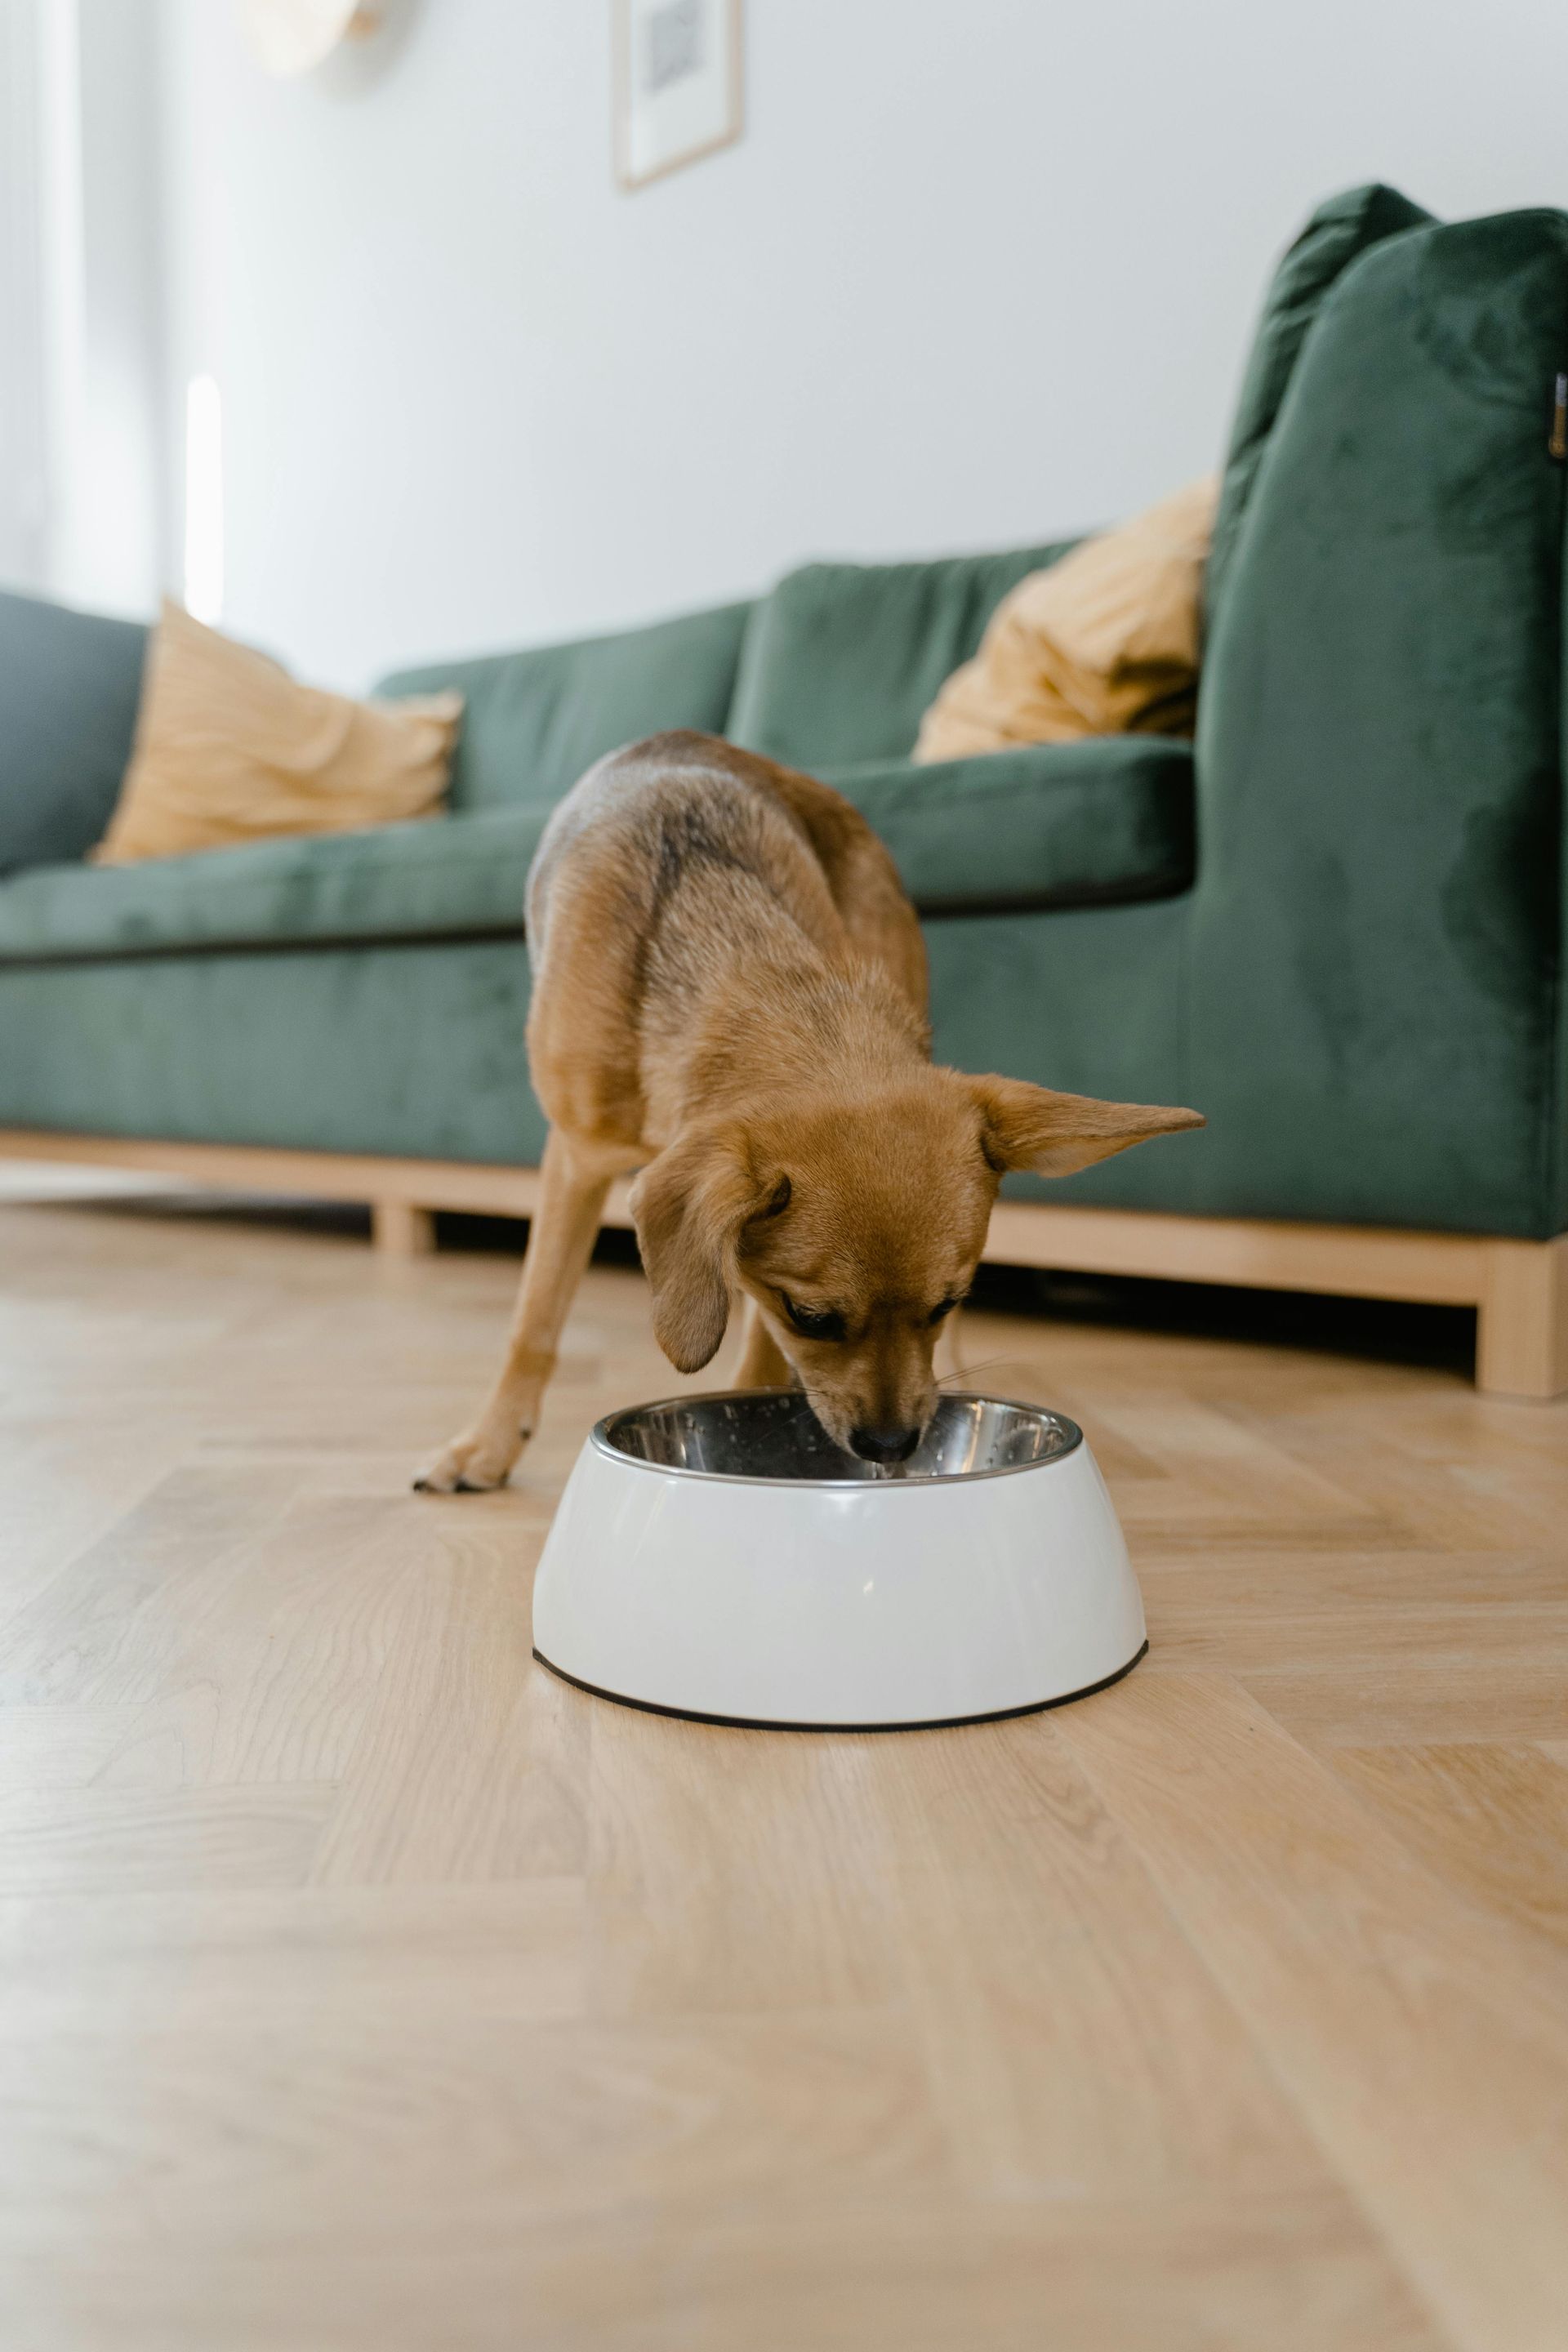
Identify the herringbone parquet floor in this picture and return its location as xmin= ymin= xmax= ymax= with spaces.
xmin=2 ymin=1190 xmax=1566 ymax=2352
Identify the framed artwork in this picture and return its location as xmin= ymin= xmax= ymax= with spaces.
xmin=613 ymin=0 xmax=743 ymax=191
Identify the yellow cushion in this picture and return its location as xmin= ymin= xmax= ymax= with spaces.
xmin=914 ymin=476 xmax=1218 ymax=763
xmin=93 ymin=601 xmax=462 ymax=865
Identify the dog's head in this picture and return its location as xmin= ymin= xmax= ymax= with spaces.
xmin=629 ymin=1070 xmax=1202 ymax=1462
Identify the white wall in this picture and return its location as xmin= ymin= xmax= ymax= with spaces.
xmin=0 ymin=0 xmax=47 ymax=587
xmin=155 ymin=0 xmax=1568 ymax=690
xmin=1 ymin=0 xmax=166 ymax=614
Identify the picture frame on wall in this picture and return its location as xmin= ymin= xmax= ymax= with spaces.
xmin=613 ymin=0 xmax=742 ymax=191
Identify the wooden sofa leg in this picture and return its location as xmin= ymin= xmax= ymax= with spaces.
xmin=372 ymin=1200 xmax=435 ymax=1258
xmin=1476 ymin=1236 xmax=1568 ymax=1398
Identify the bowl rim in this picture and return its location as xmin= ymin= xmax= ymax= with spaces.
xmin=589 ymin=1388 xmax=1084 ymax=1490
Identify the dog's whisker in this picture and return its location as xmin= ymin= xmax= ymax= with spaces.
xmin=938 ymin=1354 xmax=1019 ymax=1390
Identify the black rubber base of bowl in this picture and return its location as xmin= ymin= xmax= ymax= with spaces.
xmin=530 ymin=1638 xmax=1148 ymax=1734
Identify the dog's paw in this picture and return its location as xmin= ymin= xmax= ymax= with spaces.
xmin=413 ymin=1425 xmax=528 ymax=1494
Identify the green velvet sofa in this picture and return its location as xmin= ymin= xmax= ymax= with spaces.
xmin=2 ymin=185 xmax=1566 ymax=1393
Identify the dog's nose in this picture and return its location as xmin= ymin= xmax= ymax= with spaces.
xmin=849 ymin=1423 xmax=921 ymax=1464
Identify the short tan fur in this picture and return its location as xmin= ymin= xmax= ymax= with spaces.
xmin=416 ymin=733 xmax=1202 ymax=1488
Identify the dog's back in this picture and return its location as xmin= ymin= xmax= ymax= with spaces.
xmin=525 ymin=730 xmax=927 ymax=1021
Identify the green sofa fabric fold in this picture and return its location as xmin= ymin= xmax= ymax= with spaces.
xmin=0 ymin=591 xmax=149 ymax=874
xmin=823 ymin=740 xmax=1195 ymax=916
xmin=377 ymin=600 xmax=751 ymax=813
xmin=0 ymin=804 xmax=555 ymax=965
xmin=727 ymin=541 xmax=1080 ymax=770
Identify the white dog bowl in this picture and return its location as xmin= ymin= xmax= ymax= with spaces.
xmin=531 ymin=1391 xmax=1145 ymax=1731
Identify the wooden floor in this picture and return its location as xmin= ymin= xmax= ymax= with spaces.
xmin=2 ymin=1192 xmax=1566 ymax=2352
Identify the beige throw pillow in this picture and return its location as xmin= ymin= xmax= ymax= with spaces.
xmin=914 ymin=475 xmax=1218 ymax=763
xmin=93 ymin=600 xmax=462 ymax=865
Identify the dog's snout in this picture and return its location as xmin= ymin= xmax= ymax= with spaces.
xmin=849 ymin=1423 xmax=921 ymax=1464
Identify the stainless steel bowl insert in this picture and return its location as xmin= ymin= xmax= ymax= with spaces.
xmin=594 ymin=1390 xmax=1081 ymax=1487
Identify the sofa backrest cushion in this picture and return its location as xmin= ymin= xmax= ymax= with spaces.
xmin=727 ymin=541 xmax=1080 ymax=772
xmin=0 ymin=590 xmax=149 ymax=873
xmin=376 ymin=599 xmax=752 ymax=814
xmin=1205 ymin=182 xmax=1434 ymax=631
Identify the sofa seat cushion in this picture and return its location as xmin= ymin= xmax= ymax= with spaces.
xmin=0 ymin=738 xmax=1195 ymax=963
xmin=729 ymin=542 xmax=1081 ymax=772
xmin=826 ymin=738 xmax=1195 ymax=916
xmin=0 ymin=804 xmax=553 ymax=966
xmin=377 ymin=600 xmax=752 ymax=815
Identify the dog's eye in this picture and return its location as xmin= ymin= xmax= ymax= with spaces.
xmin=927 ymin=1297 xmax=960 ymax=1325
xmin=781 ymin=1294 xmax=846 ymax=1343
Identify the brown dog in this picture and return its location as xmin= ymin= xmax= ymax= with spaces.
xmin=416 ymin=733 xmax=1202 ymax=1490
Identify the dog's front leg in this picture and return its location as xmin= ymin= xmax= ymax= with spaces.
xmin=416 ymin=1130 xmax=612 ymax=1492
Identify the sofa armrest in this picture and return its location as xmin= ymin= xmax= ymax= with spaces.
xmin=0 ymin=591 xmax=148 ymax=875
xmin=1190 ymin=208 xmax=1568 ymax=1237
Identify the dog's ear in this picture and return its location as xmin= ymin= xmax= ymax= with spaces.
xmin=628 ymin=1121 xmax=767 ymax=1374
xmin=969 ymin=1076 xmax=1204 ymax=1178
